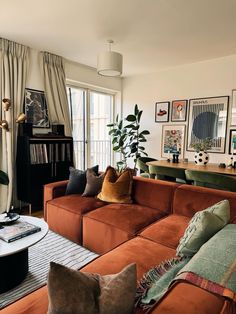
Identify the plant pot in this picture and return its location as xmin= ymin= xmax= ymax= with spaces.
xmin=194 ymin=151 xmax=209 ymax=165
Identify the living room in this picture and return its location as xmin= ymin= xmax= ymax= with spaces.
xmin=0 ymin=0 xmax=236 ymax=313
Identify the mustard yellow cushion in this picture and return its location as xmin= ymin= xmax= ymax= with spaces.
xmin=97 ymin=166 xmax=133 ymax=203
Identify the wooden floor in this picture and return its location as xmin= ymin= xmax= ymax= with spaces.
xmin=20 ymin=206 xmax=44 ymax=218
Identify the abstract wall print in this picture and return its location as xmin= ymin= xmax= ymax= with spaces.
xmin=187 ymin=96 xmax=229 ymax=153
xmin=229 ymin=130 xmax=236 ymax=155
xmin=161 ymin=124 xmax=185 ymax=159
xmin=24 ymin=88 xmax=50 ymax=128
xmin=171 ymin=100 xmax=188 ymax=122
xmin=231 ymin=89 xmax=236 ymax=126
xmin=155 ymin=102 xmax=170 ymax=122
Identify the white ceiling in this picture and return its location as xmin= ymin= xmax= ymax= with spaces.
xmin=1 ymin=0 xmax=236 ymax=76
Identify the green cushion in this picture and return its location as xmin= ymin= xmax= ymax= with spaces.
xmin=176 ymin=200 xmax=230 ymax=257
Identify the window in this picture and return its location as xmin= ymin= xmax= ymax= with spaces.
xmin=67 ymin=86 xmax=114 ymax=171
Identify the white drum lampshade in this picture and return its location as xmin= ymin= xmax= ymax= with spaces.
xmin=97 ymin=40 xmax=123 ymax=77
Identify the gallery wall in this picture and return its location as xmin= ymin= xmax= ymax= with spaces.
xmin=122 ymin=54 xmax=236 ymax=164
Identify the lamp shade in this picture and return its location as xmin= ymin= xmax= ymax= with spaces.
xmin=97 ymin=51 xmax=123 ymax=77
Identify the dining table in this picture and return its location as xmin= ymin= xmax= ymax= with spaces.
xmin=146 ymin=159 xmax=236 ymax=176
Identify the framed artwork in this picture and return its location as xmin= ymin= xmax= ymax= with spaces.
xmin=171 ymin=100 xmax=188 ymax=122
xmin=231 ymin=89 xmax=236 ymax=126
xmin=155 ymin=101 xmax=170 ymax=122
xmin=24 ymin=88 xmax=50 ymax=128
xmin=229 ymin=130 xmax=236 ymax=155
xmin=187 ymin=96 xmax=229 ymax=153
xmin=161 ymin=124 xmax=185 ymax=159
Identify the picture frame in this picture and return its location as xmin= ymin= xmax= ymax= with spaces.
xmin=171 ymin=100 xmax=188 ymax=122
xmin=24 ymin=88 xmax=50 ymax=128
xmin=155 ymin=102 xmax=170 ymax=122
xmin=187 ymin=96 xmax=229 ymax=153
xmin=231 ymin=89 xmax=236 ymax=126
xmin=161 ymin=124 xmax=185 ymax=159
xmin=229 ymin=129 xmax=236 ymax=155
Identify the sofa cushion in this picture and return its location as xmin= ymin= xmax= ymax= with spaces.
xmin=176 ymin=200 xmax=230 ymax=257
xmin=132 ymin=177 xmax=178 ymax=214
xmin=82 ymin=169 xmax=104 ymax=197
xmin=140 ymin=215 xmax=190 ymax=249
xmin=82 ymin=237 xmax=176 ymax=280
xmin=48 ymin=262 xmax=137 ymax=314
xmin=173 ymin=184 xmax=236 ymax=218
xmin=83 ymin=204 xmax=166 ymax=254
xmin=66 ymin=165 xmax=99 ymax=195
xmin=46 ymin=195 xmax=105 ymax=243
xmin=98 ymin=166 xmax=133 ymax=204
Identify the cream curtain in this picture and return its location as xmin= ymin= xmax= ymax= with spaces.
xmin=41 ymin=52 xmax=72 ymax=136
xmin=0 ymin=38 xmax=29 ymax=213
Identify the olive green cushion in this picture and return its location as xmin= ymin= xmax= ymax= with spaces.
xmin=176 ymin=200 xmax=230 ymax=257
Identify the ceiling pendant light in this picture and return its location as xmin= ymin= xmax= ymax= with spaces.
xmin=97 ymin=40 xmax=123 ymax=77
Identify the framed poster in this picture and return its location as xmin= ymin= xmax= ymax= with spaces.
xmin=155 ymin=102 xmax=170 ymax=122
xmin=24 ymin=88 xmax=50 ymax=128
xmin=229 ymin=130 xmax=236 ymax=155
xmin=187 ymin=96 xmax=229 ymax=153
xmin=171 ymin=100 xmax=188 ymax=122
xmin=161 ymin=124 xmax=185 ymax=159
xmin=231 ymin=89 xmax=236 ymax=126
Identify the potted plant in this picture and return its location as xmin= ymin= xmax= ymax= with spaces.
xmin=0 ymin=170 xmax=9 ymax=185
xmin=107 ymin=104 xmax=150 ymax=171
xmin=191 ymin=138 xmax=212 ymax=165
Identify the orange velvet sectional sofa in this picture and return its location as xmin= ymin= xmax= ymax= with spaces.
xmin=2 ymin=177 xmax=236 ymax=314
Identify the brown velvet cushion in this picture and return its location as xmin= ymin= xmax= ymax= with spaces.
xmin=47 ymin=262 xmax=136 ymax=314
xmin=98 ymin=166 xmax=133 ymax=203
xmin=82 ymin=169 xmax=104 ymax=197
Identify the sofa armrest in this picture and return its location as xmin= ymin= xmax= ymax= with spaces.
xmin=44 ymin=180 xmax=68 ymax=221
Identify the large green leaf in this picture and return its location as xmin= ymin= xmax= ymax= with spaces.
xmin=107 ymin=123 xmax=114 ymax=127
xmin=139 ymin=138 xmax=147 ymax=142
xmin=140 ymin=130 xmax=150 ymax=136
xmin=0 ymin=170 xmax=9 ymax=185
xmin=134 ymin=104 xmax=139 ymax=116
xmin=126 ymin=114 xmax=136 ymax=122
xmin=125 ymin=124 xmax=134 ymax=128
xmin=116 ymin=114 xmax=119 ymax=122
xmin=112 ymin=137 xmax=118 ymax=144
xmin=109 ymin=129 xmax=116 ymax=135
xmin=113 ymin=146 xmax=120 ymax=151
xmin=137 ymin=110 xmax=143 ymax=122
xmin=118 ymin=120 xmax=123 ymax=129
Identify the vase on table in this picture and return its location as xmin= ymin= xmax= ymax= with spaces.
xmin=194 ymin=151 xmax=209 ymax=165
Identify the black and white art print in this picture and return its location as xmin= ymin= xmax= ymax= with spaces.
xmin=187 ymin=96 xmax=229 ymax=153
xmin=24 ymin=88 xmax=50 ymax=128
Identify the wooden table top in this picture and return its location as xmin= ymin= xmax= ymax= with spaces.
xmin=147 ymin=160 xmax=236 ymax=176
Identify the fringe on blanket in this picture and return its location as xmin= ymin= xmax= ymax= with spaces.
xmin=135 ymin=256 xmax=187 ymax=309
xmin=220 ymin=300 xmax=236 ymax=314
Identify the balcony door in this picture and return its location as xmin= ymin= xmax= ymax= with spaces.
xmin=67 ymin=86 xmax=113 ymax=171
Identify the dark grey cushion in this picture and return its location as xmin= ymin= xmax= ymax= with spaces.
xmin=65 ymin=165 xmax=99 ymax=195
xmin=82 ymin=169 xmax=104 ymax=197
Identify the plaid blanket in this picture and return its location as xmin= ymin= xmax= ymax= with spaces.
xmin=136 ymin=224 xmax=236 ymax=311
xmin=174 ymin=224 xmax=236 ymax=301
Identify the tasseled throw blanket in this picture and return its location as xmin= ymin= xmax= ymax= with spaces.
xmin=136 ymin=224 xmax=236 ymax=312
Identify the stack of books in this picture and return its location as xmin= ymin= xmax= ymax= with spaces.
xmin=0 ymin=220 xmax=41 ymax=243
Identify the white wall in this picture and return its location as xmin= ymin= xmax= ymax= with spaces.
xmin=123 ymin=54 xmax=236 ymax=165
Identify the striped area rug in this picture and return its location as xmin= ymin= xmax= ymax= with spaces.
xmin=0 ymin=230 xmax=98 ymax=309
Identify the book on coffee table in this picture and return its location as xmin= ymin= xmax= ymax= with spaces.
xmin=0 ymin=220 xmax=41 ymax=243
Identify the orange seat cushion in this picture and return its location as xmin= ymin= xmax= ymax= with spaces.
xmin=46 ymin=195 xmax=105 ymax=244
xmin=82 ymin=237 xmax=176 ymax=280
xmin=140 ymin=214 xmax=190 ymax=249
xmin=83 ymin=204 xmax=166 ymax=254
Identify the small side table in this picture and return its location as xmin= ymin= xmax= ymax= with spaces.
xmin=0 ymin=216 xmax=48 ymax=293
